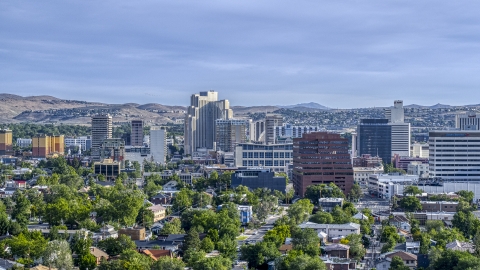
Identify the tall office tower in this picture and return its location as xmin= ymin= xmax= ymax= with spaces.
xmin=292 ymin=132 xmax=354 ymax=197
xmin=215 ymin=119 xmax=247 ymax=152
xmin=390 ymin=123 xmax=411 ymax=157
xmin=429 ymin=130 xmax=480 ymax=181
xmin=91 ymin=114 xmax=113 ymax=157
xmin=131 ymin=120 xmax=144 ymax=146
xmin=0 ymin=129 xmax=12 ymax=155
xmin=150 ymin=127 xmax=167 ymax=163
xmin=184 ymin=91 xmax=233 ymax=155
xmin=456 ymin=112 xmax=480 ymax=130
xmin=356 ymin=119 xmax=392 ymax=164
xmin=265 ymin=114 xmax=283 ymax=145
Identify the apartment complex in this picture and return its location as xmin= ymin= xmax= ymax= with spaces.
xmin=32 ymin=135 xmax=65 ymax=158
xmin=215 ymin=119 xmax=247 ymax=152
xmin=0 ymin=129 xmax=12 ymax=155
xmin=292 ymin=132 xmax=354 ymax=196
xmin=184 ymin=91 xmax=233 ymax=155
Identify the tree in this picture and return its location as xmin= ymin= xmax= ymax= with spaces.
xmin=349 ymin=183 xmax=362 ymax=201
xmin=426 ymin=220 xmax=445 ymax=233
xmin=152 ymin=256 xmax=186 ymax=270
xmin=172 ymin=188 xmax=194 ymax=212
xmin=97 ymin=234 xmax=136 ymax=256
xmin=2 ymin=231 xmax=47 ymax=264
xmin=253 ymin=195 xmax=277 ymax=222
xmin=291 ymin=228 xmax=320 ymax=256
xmin=389 ymin=256 xmax=409 ymax=270
xmin=287 ymin=199 xmax=314 ymax=225
xmin=263 ymin=224 xmax=291 ymax=248
xmin=118 ymin=249 xmax=153 ymax=269
xmin=216 ymin=236 xmax=237 ymax=260
xmin=136 ymin=205 xmax=155 ymax=228
xmin=332 ymin=206 xmax=352 ymax=224
xmin=457 ymin=190 xmax=475 ymax=204
xmin=160 ymin=218 xmax=184 ymax=235
xmin=399 ymin=196 xmax=422 ymax=212
xmin=430 ymin=249 xmax=480 ymax=270
xmin=42 ymin=240 xmax=74 ymax=270
xmin=192 ymin=256 xmax=232 ymax=270
xmin=403 ymin=186 xmax=423 ymax=196
xmin=240 ymin=241 xmax=281 ymax=269
xmin=305 ymin=183 xmax=345 ymax=204
xmin=78 ymin=253 xmax=97 ymax=270
xmin=276 ymin=252 xmax=327 ymax=270
xmin=200 ymin=237 xmax=215 ymax=253
xmin=11 ymin=190 xmax=31 ymax=228
xmin=182 ymin=229 xmax=201 ymax=253
xmin=344 ymin=234 xmax=366 ymax=260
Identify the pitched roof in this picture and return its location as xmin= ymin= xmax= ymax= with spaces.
xmin=385 ymin=251 xmax=417 ymax=261
xmin=142 ymin=249 xmax=173 ymax=260
xmin=446 ymin=240 xmax=475 ymax=253
xmin=148 ymin=204 xmax=166 ymax=212
xmin=90 ymin=247 xmax=109 ymax=259
xmin=323 ymin=244 xmax=350 ymax=251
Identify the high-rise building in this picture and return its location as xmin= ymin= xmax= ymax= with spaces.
xmin=384 ymin=100 xmax=411 ymax=157
xmin=100 ymin=138 xmax=125 ymax=167
xmin=234 ymin=142 xmax=293 ymax=175
xmin=265 ymin=114 xmax=283 ymax=144
xmin=131 ymin=120 xmax=144 ymax=146
xmin=32 ymin=134 xmax=64 ymax=158
xmin=0 ymin=129 xmax=12 ymax=155
xmin=429 ymin=130 xmax=480 ymax=181
xmin=184 ymin=91 xmax=233 ymax=155
xmin=215 ymin=119 xmax=247 ymax=152
xmin=356 ymin=119 xmax=392 ymax=164
xmin=385 ymin=100 xmax=405 ymax=123
xmin=292 ymin=132 xmax=354 ymax=197
xmin=456 ymin=112 xmax=480 ymax=130
xmin=250 ymin=120 xmax=265 ymax=143
xmin=150 ymin=127 xmax=167 ymax=163
xmin=91 ymin=114 xmax=112 ymax=158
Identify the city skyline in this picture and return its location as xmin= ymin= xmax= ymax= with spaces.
xmin=2 ymin=1 xmax=480 ymax=108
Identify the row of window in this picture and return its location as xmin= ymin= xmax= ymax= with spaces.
xmin=242 ymin=152 xmax=292 ymax=158
xmin=242 ymin=160 xmax=287 ymax=167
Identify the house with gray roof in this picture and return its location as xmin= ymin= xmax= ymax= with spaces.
xmin=298 ymin=222 xmax=360 ymax=240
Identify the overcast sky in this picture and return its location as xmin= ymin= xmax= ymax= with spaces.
xmin=1 ymin=1 xmax=480 ymax=108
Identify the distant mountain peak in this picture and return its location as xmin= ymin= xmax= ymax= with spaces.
xmin=279 ymin=102 xmax=330 ymax=110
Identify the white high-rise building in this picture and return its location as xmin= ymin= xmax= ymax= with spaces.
xmin=265 ymin=114 xmax=283 ymax=144
xmin=184 ymin=91 xmax=233 ymax=155
xmin=384 ymin=100 xmax=411 ymax=157
xmin=429 ymin=130 xmax=480 ymax=181
xmin=456 ymin=112 xmax=480 ymax=130
xmin=150 ymin=127 xmax=167 ymax=163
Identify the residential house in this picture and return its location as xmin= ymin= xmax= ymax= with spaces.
xmin=89 ymin=247 xmax=109 ymax=265
xmin=405 ymin=242 xmax=420 ymax=254
xmin=318 ymin=198 xmax=344 ymax=212
xmin=93 ymin=225 xmax=118 ymax=241
xmin=119 ymin=227 xmax=146 ymax=241
xmin=321 ymin=256 xmax=356 ymax=270
xmin=134 ymin=240 xmax=180 ymax=251
xmin=389 ymin=215 xmax=410 ymax=231
xmin=151 ymin=193 xmax=172 ymax=205
xmin=148 ymin=205 xmax=166 ymax=222
xmin=446 ymin=240 xmax=475 ymax=253
xmin=141 ymin=249 xmax=174 ymax=260
xmin=382 ymin=251 xmax=417 ymax=269
xmin=298 ymin=222 xmax=361 ymax=241
xmin=323 ymin=244 xmax=350 ymax=258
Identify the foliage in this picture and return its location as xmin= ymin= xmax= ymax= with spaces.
xmin=200 ymin=237 xmax=215 ymax=253
xmin=384 ymin=163 xmax=406 ymax=174
xmin=11 ymin=190 xmax=31 ymax=228
xmin=263 ymin=224 xmax=291 ymax=248
xmin=136 ymin=204 xmax=155 ymax=228
xmin=349 ymin=183 xmax=362 ymax=201
xmin=276 ymin=251 xmax=327 ymax=270
xmin=389 ymin=256 xmax=409 ymax=270
xmin=97 ymin=234 xmax=136 ymax=256
xmin=291 ymin=227 xmax=320 ymax=256
xmin=430 ymin=249 xmax=480 ymax=270
xmin=240 ymin=241 xmax=281 ymax=269
xmin=457 ymin=190 xmax=475 ymax=204
xmin=331 ymin=206 xmax=352 ymax=224
xmin=345 ymin=234 xmax=366 ymax=260
xmin=2 ymin=230 xmax=47 ymax=262
xmin=172 ymin=188 xmax=194 ymax=212
xmin=151 ymin=256 xmax=186 ymax=270
xmin=304 ymin=183 xmax=345 ymax=204
xmin=403 ymin=186 xmax=423 ymax=196
xmin=191 ymin=256 xmax=232 ymax=270
xmin=309 ymin=211 xmax=333 ymax=224
xmin=42 ymin=240 xmax=74 ymax=270
xmin=287 ymin=199 xmax=314 ymax=225
xmin=399 ymin=196 xmax=422 ymax=212
xmin=253 ymin=195 xmax=277 ymax=221
xmin=160 ymin=218 xmax=184 ymax=235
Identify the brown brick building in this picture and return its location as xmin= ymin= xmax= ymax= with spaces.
xmin=293 ymin=132 xmax=354 ymax=197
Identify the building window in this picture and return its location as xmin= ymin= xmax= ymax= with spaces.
xmin=259 ymin=152 xmax=264 ymax=158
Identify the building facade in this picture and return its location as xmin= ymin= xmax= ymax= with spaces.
xmin=292 ymin=132 xmax=354 ymax=197
xmin=184 ymin=91 xmax=233 ymax=155
xmin=64 ymin=136 xmax=91 ymax=151
xmin=131 ymin=120 xmax=144 ymax=146
xmin=231 ymin=168 xmax=287 ymax=193
xmin=92 ymin=115 xmax=113 ymax=158
xmin=456 ymin=112 xmax=480 ymax=130
xmin=265 ymin=114 xmax=283 ymax=144
xmin=356 ymin=119 xmax=392 ymax=164
xmin=429 ymin=130 xmax=480 ymax=181
xmin=150 ymin=127 xmax=167 ymax=164
xmin=0 ymin=130 xmax=12 ymax=155
xmin=215 ymin=119 xmax=247 ymax=152
xmin=234 ymin=143 xmax=293 ymax=174
xmin=274 ymin=124 xmax=323 ymax=139
xmin=32 ymin=134 xmax=64 ymax=158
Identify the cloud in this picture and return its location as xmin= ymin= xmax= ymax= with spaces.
xmin=1 ymin=0 xmax=480 ymax=108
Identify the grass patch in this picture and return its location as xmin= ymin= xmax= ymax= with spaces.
xmin=236 ymin=235 xmax=249 ymax=240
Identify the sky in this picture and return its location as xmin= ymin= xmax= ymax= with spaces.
xmin=1 ymin=1 xmax=480 ymax=108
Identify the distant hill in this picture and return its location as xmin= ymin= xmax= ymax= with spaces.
xmin=278 ymin=102 xmax=330 ymax=110
xmin=405 ymin=103 xmax=452 ymax=109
